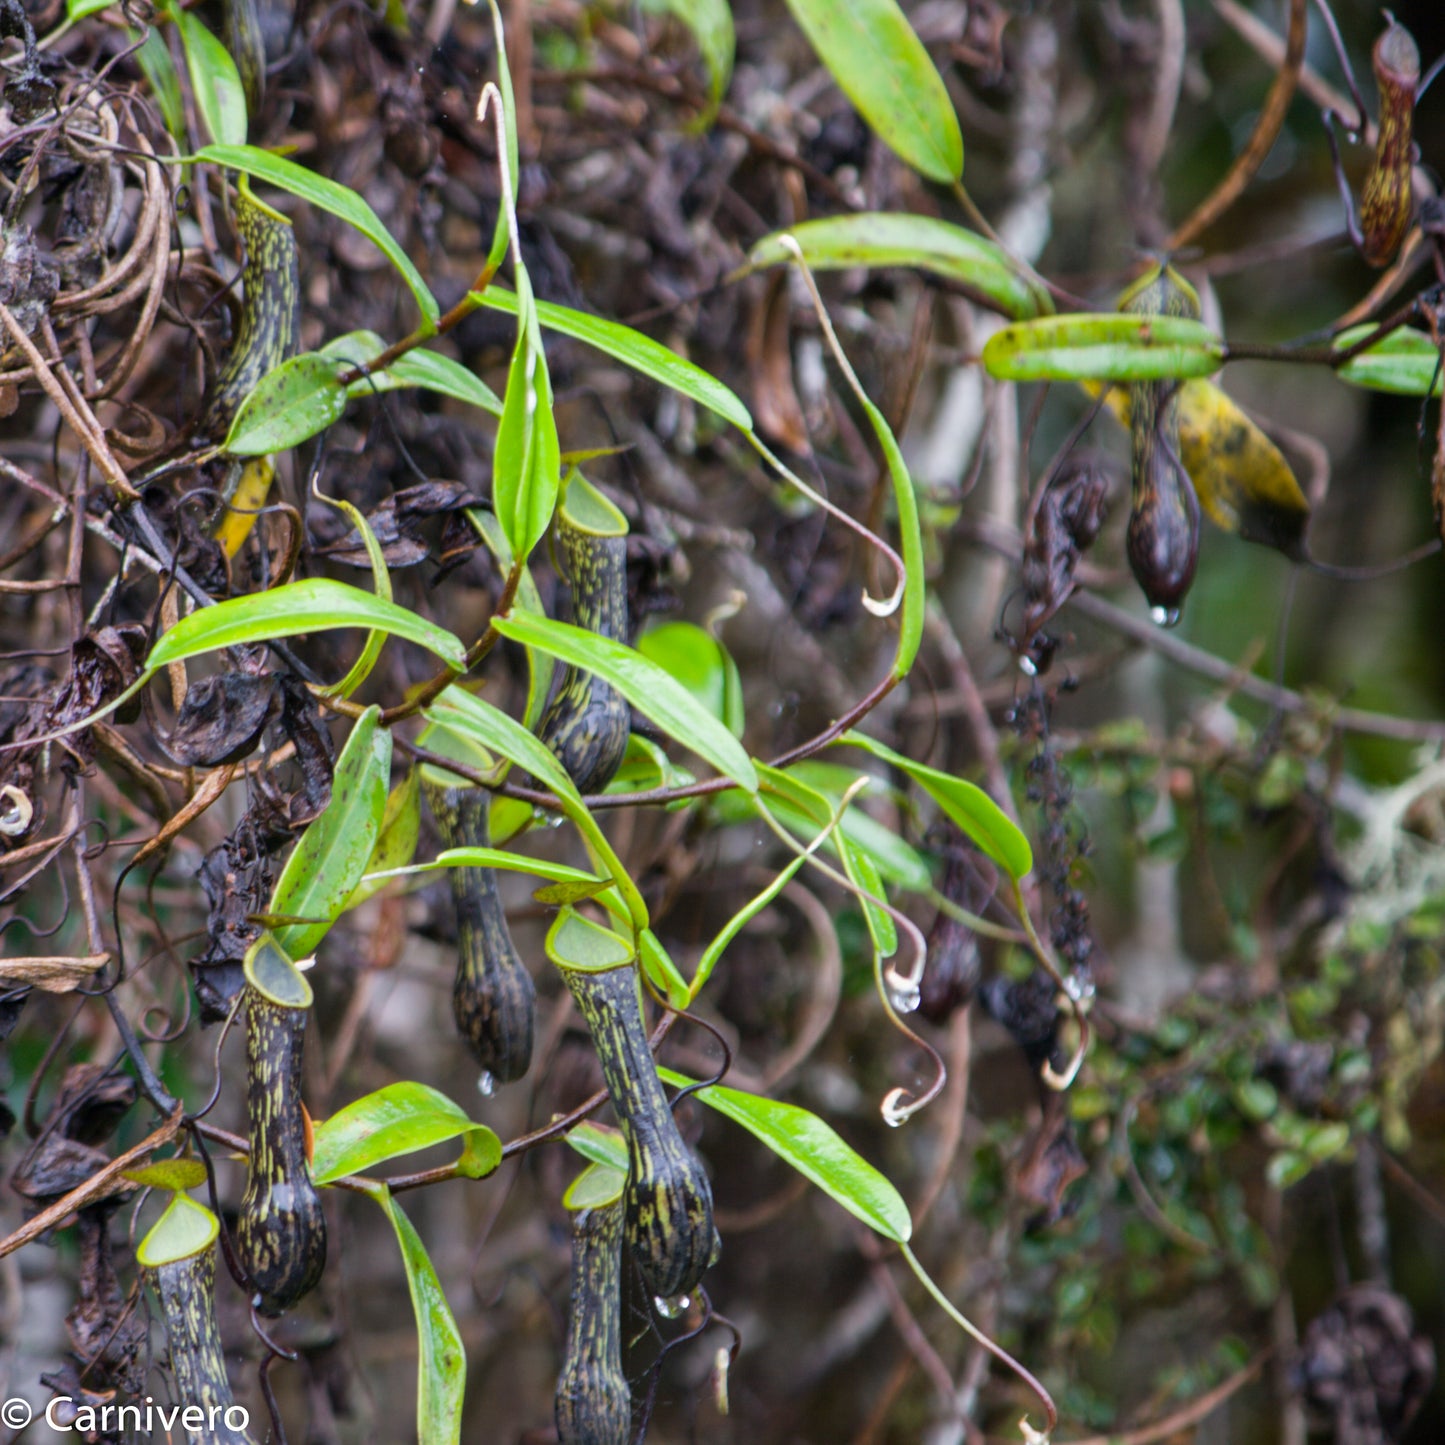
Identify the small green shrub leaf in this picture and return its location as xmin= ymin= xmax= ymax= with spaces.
xmin=424 ymin=688 xmax=648 ymax=930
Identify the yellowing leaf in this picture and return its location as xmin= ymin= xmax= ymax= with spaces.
xmin=1094 ymin=379 xmax=1310 ymax=555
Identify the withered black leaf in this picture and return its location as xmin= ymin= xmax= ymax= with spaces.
xmin=11 ymin=1064 xmax=137 ymax=1215
xmin=0 ymin=0 xmax=57 ymax=124
xmin=65 ymin=1200 xmax=147 ymax=1396
xmin=1016 ymin=452 xmax=1113 ymax=674
xmin=919 ymin=848 xmax=984 ymax=1024
xmin=1016 ymin=1097 xmax=1087 ymax=1227
xmin=0 ymin=222 xmax=60 ymax=337
xmin=278 ymin=673 xmax=334 ymax=825
xmin=1293 ymin=1286 xmax=1435 ymax=1445
xmin=313 ymin=481 xmax=483 ymax=569
xmin=979 ymin=971 xmax=1060 ymax=1074
xmin=161 ymin=672 xmax=281 ymax=766
xmin=191 ymin=809 xmax=279 ymax=1022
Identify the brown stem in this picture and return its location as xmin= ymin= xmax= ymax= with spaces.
xmin=378 ymin=561 xmax=524 ymax=725
xmin=1168 ymin=0 xmax=1307 ymax=250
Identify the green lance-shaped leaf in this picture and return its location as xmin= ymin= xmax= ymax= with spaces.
xmin=484 ymin=0 xmax=521 ymax=275
xmin=363 ymin=847 xmax=604 ymax=893
xmin=345 ymin=768 xmax=422 ymax=910
xmin=1335 ymin=325 xmax=1445 ymax=396
xmin=493 ymin=267 xmax=562 ymax=562
xmin=657 ymin=1070 xmax=912 ymax=1243
xmin=311 ymin=1081 xmax=500 ymax=1184
xmin=193 ymin=145 xmax=440 ymax=331
xmin=749 ymin=213 xmax=1052 ymax=320
xmin=782 ymin=0 xmax=963 ymax=183
xmin=466 ymin=508 xmax=554 ymax=732
xmin=492 ymin=612 xmax=759 ymax=792
xmin=355 ymin=1182 xmax=467 ymax=1445
xmin=177 ymin=10 xmax=247 ymax=148
xmin=786 ymin=761 xmax=933 ymax=890
xmin=268 ymin=707 xmax=392 ymax=958
xmin=424 ymin=686 xmax=648 ymax=932
xmin=637 ymin=621 xmax=745 ymax=738
xmin=473 ymin=288 xmax=753 ymax=431
xmin=841 ymin=731 xmax=1032 ymax=880
xmin=312 ymin=488 xmax=391 ymax=699
xmin=144 ymin=577 xmax=466 ymax=674
xmin=133 ymin=28 xmax=186 ymax=141
xmin=740 ymin=762 xmax=932 ymax=893
xmin=320 ymin=331 xmax=503 ymax=414
xmin=982 ymin=313 xmax=1225 ymax=383
xmin=640 ymin=0 xmax=734 ymax=120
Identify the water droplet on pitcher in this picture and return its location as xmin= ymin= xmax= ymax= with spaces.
xmin=1149 ymin=604 xmax=1181 ymax=628
xmin=653 ymin=1294 xmax=690 ymax=1319
xmin=533 ymin=808 xmax=566 ymax=831
xmin=476 ymin=1071 xmax=496 ymax=1098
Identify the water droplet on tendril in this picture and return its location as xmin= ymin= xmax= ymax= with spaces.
xmin=880 ymin=1089 xmax=912 ymax=1129
xmin=888 ymin=982 xmax=922 ymax=1015
xmin=1018 ymin=654 xmax=1038 ymax=677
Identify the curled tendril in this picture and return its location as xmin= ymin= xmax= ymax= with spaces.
xmin=754 ymin=789 xmax=948 ymax=1126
